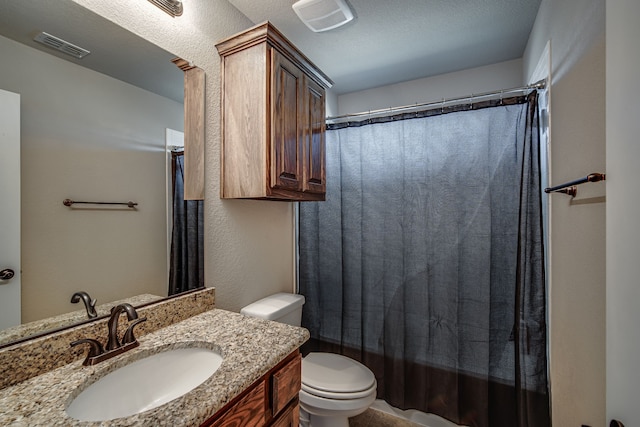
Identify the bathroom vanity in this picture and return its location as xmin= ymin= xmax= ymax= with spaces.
xmin=0 ymin=304 xmax=308 ymax=426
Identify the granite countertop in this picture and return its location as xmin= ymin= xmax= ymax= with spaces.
xmin=0 ymin=309 xmax=309 ymax=426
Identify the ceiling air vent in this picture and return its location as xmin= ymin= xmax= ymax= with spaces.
xmin=148 ymin=0 xmax=183 ymax=17
xmin=292 ymin=0 xmax=354 ymax=33
xmin=33 ymin=32 xmax=90 ymax=59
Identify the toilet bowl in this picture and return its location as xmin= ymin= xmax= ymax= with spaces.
xmin=299 ymin=352 xmax=377 ymax=427
xmin=240 ymin=293 xmax=377 ymax=427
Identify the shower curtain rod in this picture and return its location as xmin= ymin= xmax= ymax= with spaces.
xmin=326 ymin=79 xmax=547 ymax=123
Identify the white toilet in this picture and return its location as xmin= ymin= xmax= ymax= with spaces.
xmin=241 ymin=293 xmax=377 ymax=427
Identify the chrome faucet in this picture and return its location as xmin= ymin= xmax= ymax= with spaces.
xmin=70 ymin=291 xmax=98 ymax=319
xmin=71 ymin=303 xmax=147 ymax=366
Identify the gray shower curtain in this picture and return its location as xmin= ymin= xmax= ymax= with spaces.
xmin=168 ymin=152 xmax=204 ymax=295
xmin=298 ymin=93 xmax=549 ymax=427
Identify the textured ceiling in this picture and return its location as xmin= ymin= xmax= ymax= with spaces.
xmin=228 ymin=0 xmax=542 ymax=94
xmin=1 ymin=0 xmax=542 ymax=100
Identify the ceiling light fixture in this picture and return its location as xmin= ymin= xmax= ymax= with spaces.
xmin=292 ymin=0 xmax=354 ymax=32
xmin=148 ymin=0 xmax=183 ymax=17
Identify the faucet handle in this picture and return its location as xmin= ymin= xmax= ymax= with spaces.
xmin=71 ymin=338 xmax=105 ymax=366
xmin=123 ymin=317 xmax=147 ymax=345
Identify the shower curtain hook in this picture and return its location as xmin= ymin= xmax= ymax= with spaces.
xmin=368 ymin=110 xmax=371 ymax=124
xmin=499 ymin=90 xmax=504 ymax=105
xmin=441 ymin=98 xmax=445 ymax=114
xmin=469 ymin=94 xmax=474 ymax=110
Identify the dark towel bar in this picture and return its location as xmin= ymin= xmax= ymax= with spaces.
xmin=63 ymin=199 xmax=138 ymax=208
xmin=544 ymin=173 xmax=606 ymax=197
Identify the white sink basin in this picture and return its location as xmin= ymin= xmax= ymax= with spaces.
xmin=66 ymin=347 xmax=223 ymax=421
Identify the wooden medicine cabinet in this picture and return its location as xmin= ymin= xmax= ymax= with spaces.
xmin=216 ymin=22 xmax=333 ymax=201
xmin=173 ymin=58 xmax=205 ymax=200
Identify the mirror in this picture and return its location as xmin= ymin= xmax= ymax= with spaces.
xmin=0 ymin=0 xmax=198 ymax=347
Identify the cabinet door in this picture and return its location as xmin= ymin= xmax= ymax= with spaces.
xmin=303 ymin=77 xmax=326 ymax=195
xmin=270 ymin=402 xmax=299 ymax=427
xmin=271 ymin=353 xmax=301 ymax=416
xmin=204 ymin=380 xmax=266 ymax=427
xmin=271 ymin=49 xmax=304 ymax=192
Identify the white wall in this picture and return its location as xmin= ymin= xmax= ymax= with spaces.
xmin=523 ymin=0 xmax=606 ymax=426
xmin=325 ymin=89 xmax=339 ymax=117
xmin=337 ymin=59 xmax=523 ymax=116
xmin=0 ymin=34 xmax=183 ymax=322
xmin=606 ymin=0 xmax=640 ymax=424
xmin=73 ymin=0 xmax=296 ymax=313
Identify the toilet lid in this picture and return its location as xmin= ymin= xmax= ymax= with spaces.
xmin=302 ymin=353 xmax=376 ymax=395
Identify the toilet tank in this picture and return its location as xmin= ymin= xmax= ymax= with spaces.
xmin=240 ymin=293 xmax=305 ymax=326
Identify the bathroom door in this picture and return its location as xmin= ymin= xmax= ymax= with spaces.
xmin=0 ymin=88 xmax=21 ymax=330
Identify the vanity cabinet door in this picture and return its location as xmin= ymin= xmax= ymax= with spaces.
xmin=270 ymin=401 xmax=299 ymax=427
xmin=204 ymin=380 xmax=266 ymax=427
xmin=271 ymin=352 xmax=301 ymax=416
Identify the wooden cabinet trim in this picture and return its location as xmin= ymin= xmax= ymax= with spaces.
xmin=216 ymin=22 xmax=333 ymax=90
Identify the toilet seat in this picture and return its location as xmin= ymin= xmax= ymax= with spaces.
xmin=302 ymin=381 xmax=377 ymax=400
xmin=302 ymin=353 xmax=376 ymax=400
xmin=299 ymin=387 xmax=376 ymax=413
